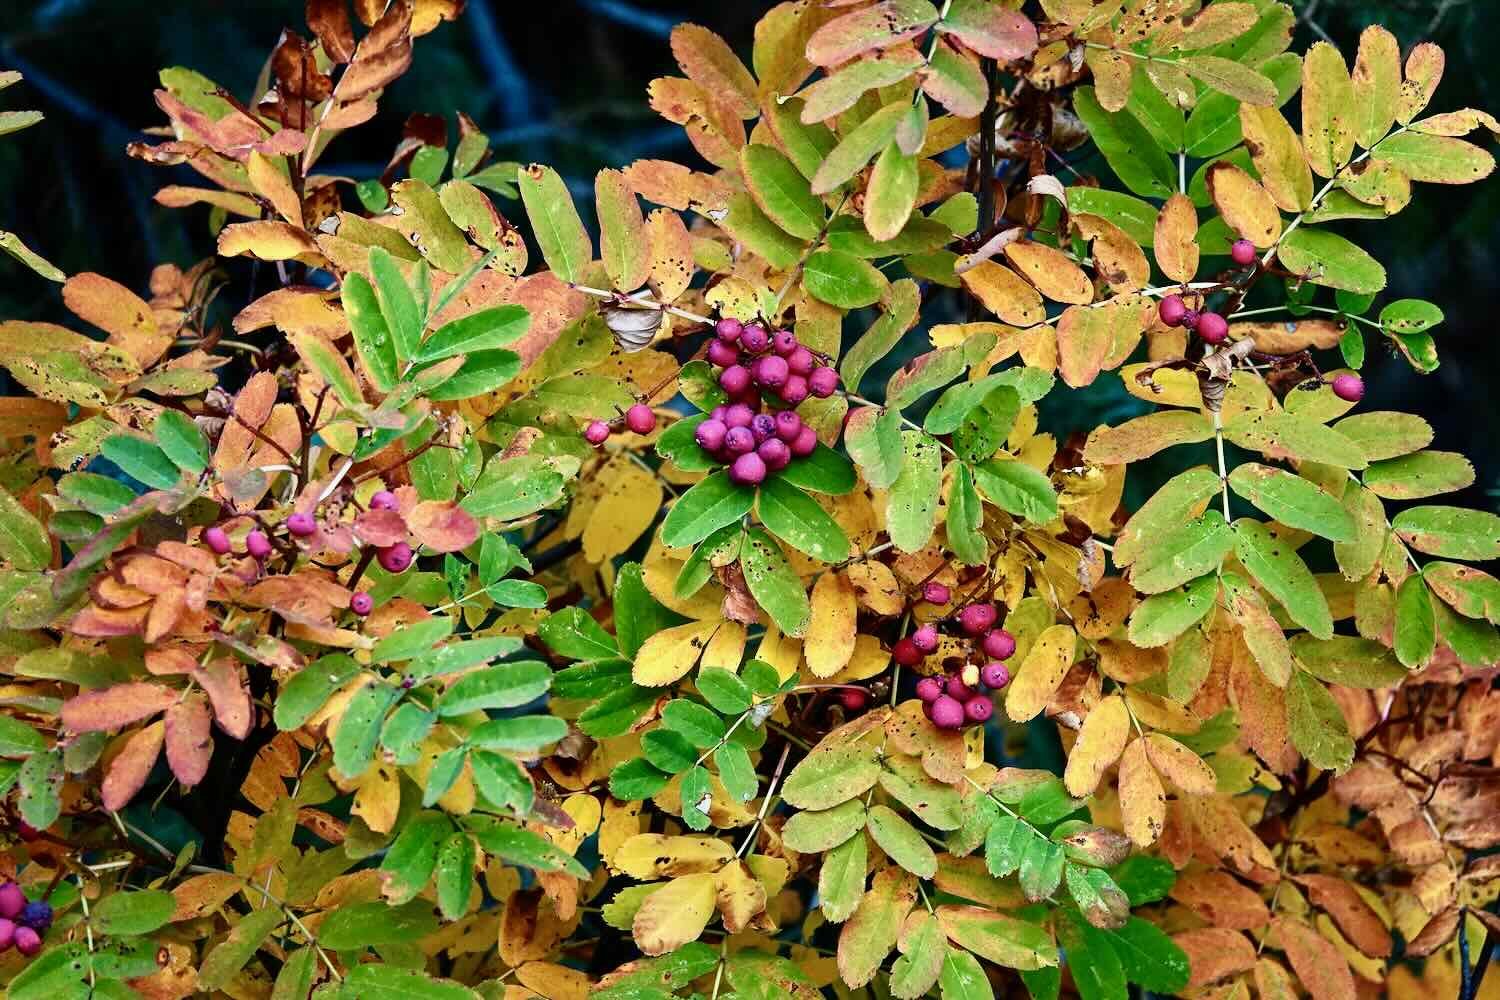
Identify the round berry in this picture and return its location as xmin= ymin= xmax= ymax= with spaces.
xmin=626 ymin=404 xmax=656 ymax=435
xmin=707 ymin=340 xmax=740 ymax=368
xmin=0 ymin=917 xmax=13 ymax=953
xmin=729 ymin=452 xmax=767 ymax=486
xmin=911 ymin=624 xmax=939 ymax=653
xmin=14 ymin=924 xmax=39 ymax=957
xmin=1196 ymin=311 xmax=1229 ymax=345
xmin=15 ymin=823 xmax=37 ymax=842
xmin=369 ymin=489 xmax=400 ymax=511
xmin=203 ymin=526 xmax=231 ymax=555
xmin=779 ymin=374 xmax=809 ymax=405
xmin=19 ymin=900 xmax=51 ymax=932
xmin=964 ymin=694 xmax=994 ymax=723
xmin=719 ymin=364 xmax=751 ymax=395
xmin=1230 ymin=238 xmax=1257 ymax=266
xmin=946 ymin=675 xmax=973 ymax=701
xmin=0 ymin=883 xmax=23 ymax=920
xmin=772 ymin=329 xmax=798 ymax=355
xmin=695 ymin=419 xmax=728 ymax=452
xmin=758 ymin=438 xmax=791 ymax=471
xmin=1158 ymin=294 xmax=1188 ymax=327
xmin=790 ymin=425 xmax=818 ymax=458
xmin=710 ymin=405 xmax=728 ymax=422
xmin=1332 ymin=373 xmax=1365 ymax=403
xmin=839 ymin=688 xmax=868 ymax=712
xmin=981 ymin=629 xmax=1016 ymax=660
xmin=892 ymin=637 xmax=923 ymax=666
xmin=287 ymin=512 xmax=316 ymax=537
xmin=378 ymin=541 xmax=413 ymax=574
xmin=754 ymin=355 xmax=789 ymax=389
xmin=957 ymin=603 xmax=998 ymax=636
xmin=808 ymin=366 xmax=840 ymax=398
xmin=740 ymin=324 xmax=770 ymax=354
xmin=751 ymin=413 xmax=776 ymax=443
xmin=930 ymin=695 xmax=965 ymax=730
xmin=246 ymin=530 xmax=272 ymax=559
xmin=774 ymin=410 xmax=803 ymax=442
xmin=724 ymin=403 xmax=755 ymax=429
xmin=915 ymin=676 xmax=943 ymax=703
xmin=923 ymin=582 xmax=951 ymax=605
xmin=787 ymin=346 xmax=815 ymax=375
xmin=980 ymin=661 xmax=1011 ymax=690
xmin=350 ymin=591 xmax=374 ymax=616
xmin=715 ymin=317 xmax=743 ymax=342
xmin=584 ymin=420 xmax=611 ymax=445
xmin=725 ymin=426 xmax=755 ymax=455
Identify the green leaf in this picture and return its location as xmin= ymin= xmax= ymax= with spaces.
xmin=1434 ymin=600 xmax=1500 ymax=667
xmin=579 ymin=684 xmax=658 ymax=738
xmin=939 ymin=905 xmax=1057 ymax=970
xmin=1073 ymin=87 xmax=1175 ymax=198
xmin=838 ymin=278 xmax=921 ymax=393
xmin=681 ymin=764 xmax=712 ymax=829
xmin=1227 ymin=463 xmax=1356 ymax=541
xmin=0 ymin=487 xmax=50 ymax=571
xmin=1289 ymin=635 xmax=1406 ymax=688
xmin=661 ymin=699 xmax=727 ymax=748
xmin=1393 ymin=505 xmax=1500 ymax=560
xmin=610 ymin=757 xmax=671 ymax=800
xmin=940 ymin=949 xmax=996 ymax=1000
xmin=1065 ymin=864 xmax=1130 ymax=930
xmin=715 ymin=742 xmax=758 ymax=802
xmin=102 ymin=435 xmax=181 ymax=490
xmin=344 ymin=271 xmax=397 ymax=391
xmin=379 ymin=811 xmax=451 ymax=904
xmin=91 ymin=889 xmax=176 ymax=936
xmin=530 ymin=373 xmax=635 ymax=419
xmin=1379 ymin=298 xmax=1444 ymax=334
xmin=17 ymin=748 xmax=61 ymax=828
xmin=56 ymin=472 xmax=136 ymax=516
xmin=372 ymin=616 xmax=454 ymax=661
xmin=1066 ymin=187 xmax=1158 ymax=246
xmin=518 ymin=163 xmax=592 ymax=282
xmin=320 ymin=898 xmax=440 ymax=950
xmin=782 ymin=800 xmax=868 ymax=852
xmin=1130 ymin=510 xmax=1232 ymax=594
xmin=782 ymin=742 xmax=880 ymax=810
xmin=331 ymin=683 xmax=398 ymax=778
xmin=947 ymin=463 xmax=988 ymax=566
xmin=0 ymin=715 xmax=45 ymax=757
xmin=887 ymin=346 xmax=966 ymax=410
xmin=867 ymin=803 xmax=938 ymax=877
xmin=1224 ymin=409 xmax=1368 ymax=469
xmin=461 ymin=456 xmax=566 ymax=519
xmin=1231 ymin=518 xmax=1335 ymax=638
xmin=1365 ymin=450 xmax=1475 ymax=500
xmin=426 ymin=350 xmax=522 ymax=401
xmin=1104 ymin=917 xmax=1190 ymax=993
xmin=1115 ymin=466 xmax=1225 ymax=567
xmin=153 ymin=410 xmax=209 ymax=474
xmin=471 ymin=750 xmax=534 ymax=812
xmin=655 ymin=413 xmax=716 ymax=472
xmin=615 ymin=561 xmax=684 ymax=659
xmin=271 ymin=948 xmax=319 ymax=1000
xmin=538 ymin=607 xmax=618 ymax=660
xmin=1127 ymin=574 xmax=1218 ymax=647
xmin=890 ymin=910 xmax=946 ymax=999
xmin=642 ymin=728 xmax=698 ymax=773
xmin=408 ymin=637 xmax=524 ymax=679
xmin=369 ymin=245 xmax=423 ymax=363
xmin=741 ymin=527 xmax=812 ymax=636
xmin=1287 ymin=669 xmax=1354 ymax=772
xmin=1018 ymin=836 xmax=1065 ymax=901
xmin=866 ymin=142 xmax=920 ymax=241
xmin=1394 ymin=573 xmax=1437 ymax=668
xmin=675 ymin=524 xmax=741 ymax=600
xmin=416 ymin=305 xmax=530 ymax=363
xmin=819 ymin=828 xmax=868 ymax=922
xmin=696 ymin=667 xmax=753 ymax=715
xmin=1109 ymin=855 xmax=1177 ymax=906
xmin=811 ymin=100 xmax=908 ymax=195
xmin=802 ymin=249 xmax=887 ymax=308
xmin=972 ymin=459 xmax=1058 ymax=524
xmin=340 ymin=965 xmax=480 ymax=1000
xmin=436 ymin=661 xmax=551 ymax=715
xmin=1372 ymin=131 xmax=1496 ymax=184
xmin=432 ymin=834 xmax=474 ymax=922
xmin=1277 ymin=226 xmax=1387 ymax=294
xmin=197 ymin=907 xmax=284 ymax=990
xmin=721 ymin=193 xmax=804 ymax=270
xmin=470 ymin=715 xmax=569 ymax=750
xmin=776 ymin=443 xmax=857 ymax=495
xmin=741 ymin=144 xmax=825 ymax=240
xmin=660 ymin=472 xmax=755 ymax=548
xmin=757 ymin=477 xmax=850 ymax=563
xmin=274 ymin=654 xmax=360 ymax=729
xmin=1057 ymin=911 xmax=1126 ymax=1000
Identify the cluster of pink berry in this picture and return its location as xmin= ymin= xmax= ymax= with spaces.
xmin=698 ymin=318 xmax=839 ymax=486
xmin=892 ymin=587 xmax=1017 ymax=731
xmin=583 ymin=403 xmax=657 ymax=448
xmin=0 ymin=882 xmax=50 ymax=958
xmin=1158 ymin=293 xmax=1229 ymax=345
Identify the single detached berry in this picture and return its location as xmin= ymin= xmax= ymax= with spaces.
xmin=787 ymin=346 xmax=815 ymax=375
xmin=724 ymin=403 xmax=755 ymax=429
xmin=839 ymin=688 xmax=868 ymax=711
xmin=350 ymin=591 xmax=374 ymax=616
xmin=203 ymin=525 xmax=231 ymax=555
xmin=287 ymin=512 xmax=317 ymax=537
xmin=0 ymin=883 xmax=23 ymax=920
xmin=758 ymin=438 xmax=791 ymax=471
xmin=725 ymin=426 xmax=755 ymax=455
xmin=19 ymin=900 xmax=51 ymax=932
xmin=707 ymin=339 xmax=739 ymax=368
xmin=246 ymin=530 xmax=272 ymax=560
xmin=740 ymin=324 xmax=770 ymax=354
xmin=780 ymin=374 xmax=809 ymax=405
xmin=695 ymin=419 xmax=728 ymax=452
xmin=729 ymin=452 xmax=767 ymax=486
xmin=1230 ymin=238 xmax=1257 ymax=266
xmin=964 ymin=695 xmax=994 ymax=723
xmin=981 ymin=629 xmax=1016 ymax=660
xmin=892 ymin=637 xmax=923 ymax=666
xmin=915 ymin=676 xmax=943 ymax=703
xmin=1158 ymin=294 xmax=1188 ymax=327
xmin=772 ymin=329 xmax=797 ymax=355
xmin=369 ymin=489 xmax=400 ymax=511
xmin=378 ymin=541 xmax=413 ymax=574
xmin=754 ymin=355 xmax=789 ymax=389
xmin=625 ymin=404 xmax=656 ymax=435
xmin=0 ymin=917 xmax=13 ymax=953
xmin=715 ymin=317 xmax=743 ymax=342
xmin=719 ymin=364 xmax=751 ymax=395
xmin=980 ymin=661 xmax=1011 ymax=689
xmin=1196 ymin=311 xmax=1229 ymax=345
xmin=923 ymin=582 xmax=951 ymax=605
xmin=584 ymin=420 xmax=611 ymax=446
xmin=910 ymin=624 xmax=939 ymax=653
xmin=790 ymin=426 xmax=818 ymax=458
xmin=13 ymin=924 xmax=40 ymax=956
xmin=1332 ymin=373 xmax=1365 ymax=402
xmin=957 ymin=603 xmax=998 ymax=636
xmin=930 ymin=695 xmax=965 ymax=731
xmin=808 ymin=366 xmax=840 ymax=398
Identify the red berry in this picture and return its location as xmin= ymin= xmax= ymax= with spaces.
xmin=808 ymin=366 xmax=840 ymax=398
xmin=695 ymin=419 xmax=728 ymax=452
xmin=754 ymin=355 xmax=789 ymax=389
xmin=980 ymin=661 xmax=1010 ymax=689
xmin=946 ymin=675 xmax=973 ymax=701
xmin=787 ymin=346 xmax=815 ymax=375
xmin=246 ymin=530 xmax=272 ymax=559
xmin=740 ymin=324 xmax=770 ymax=353
xmin=350 ymin=591 xmax=374 ymax=616
xmin=0 ymin=883 xmax=23 ymax=920
xmin=715 ymin=317 xmax=743 ymax=342
xmin=981 ymin=629 xmax=1016 ymax=660
xmin=0 ymin=917 xmax=13 ymax=953
xmin=772 ymin=330 xmax=798 ymax=355
xmin=790 ymin=426 xmax=818 ymax=458
xmin=370 ymin=489 xmax=399 ymax=511
xmin=725 ymin=426 xmax=755 ymax=455
xmin=15 ymin=823 xmax=37 ymax=842
xmin=839 ymin=688 xmax=868 ymax=711
xmin=758 ymin=438 xmax=791 ymax=471
xmin=287 ymin=512 xmax=316 ymax=536
xmin=707 ymin=340 xmax=739 ymax=368
xmin=1230 ymin=238 xmax=1257 ymax=265
xmin=923 ymin=582 xmax=951 ymax=605
xmin=911 ymin=625 xmax=939 ymax=653
xmin=584 ymin=420 xmax=611 ymax=445
xmin=719 ymin=364 xmax=751 ymax=395
xmin=1332 ymin=373 xmax=1364 ymax=402
xmin=14 ymin=924 xmax=40 ymax=956
xmin=1158 ymin=294 xmax=1188 ymax=327
xmin=892 ymin=637 xmax=923 ymax=666
xmin=779 ymin=374 xmax=809 ymax=405
xmin=729 ymin=452 xmax=767 ymax=486
xmin=203 ymin=526 xmax=231 ymax=555
xmin=626 ymin=404 xmax=656 ymax=435
xmin=957 ymin=603 xmax=997 ymax=636
xmin=724 ymin=403 xmax=755 ymax=429
xmin=378 ymin=541 xmax=413 ymax=573
xmin=1196 ymin=311 xmax=1229 ymax=345
xmin=930 ymin=695 xmax=965 ymax=730
xmin=964 ymin=695 xmax=993 ymax=723
xmin=915 ymin=676 xmax=943 ymax=702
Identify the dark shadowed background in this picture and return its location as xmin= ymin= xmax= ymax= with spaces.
xmin=1 ymin=0 xmax=1496 ymax=520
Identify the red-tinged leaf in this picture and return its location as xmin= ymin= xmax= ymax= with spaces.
xmin=671 ymin=23 xmax=758 ymax=120
xmin=307 ymin=0 xmax=357 ymax=62
xmin=806 ymin=0 xmax=941 ymax=67
xmin=354 ymin=508 xmax=408 ymax=547
xmin=194 ymin=661 xmax=253 ymax=739
xmin=1271 ymin=916 xmax=1356 ymax=1000
xmin=408 ymin=500 xmax=479 ymax=553
xmin=218 ymin=221 xmax=322 ymax=262
xmin=337 ymin=0 xmax=414 ymax=104
xmin=62 ymin=273 xmax=172 ymax=370
xmin=103 ymin=721 xmax=165 ymax=811
xmin=165 ymin=694 xmax=212 ymax=788
xmin=938 ymin=0 xmax=1038 ymax=60
xmin=62 ymin=682 xmax=178 ymax=733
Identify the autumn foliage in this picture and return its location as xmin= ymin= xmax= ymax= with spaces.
xmin=3 ymin=1 xmax=1500 ymax=998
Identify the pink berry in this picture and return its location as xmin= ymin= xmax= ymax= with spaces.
xmin=725 ymin=426 xmax=755 ymax=455
xmin=715 ymin=317 xmax=743 ymax=342
xmin=287 ymin=512 xmax=316 ymax=536
xmin=378 ymin=541 xmax=413 ymax=573
xmin=754 ymin=355 xmax=789 ymax=389
xmin=14 ymin=924 xmax=39 ymax=956
xmin=911 ymin=625 xmax=939 ymax=653
xmin=203 ymin=526 xmax=231 ymax=555
xmin=1158 ymin=294 xmax=1187 ymax=327
xmin=808 ymin=366 xmax=840 ymax=398
xmin=946 ymin=675 xmax=973 ymax=701
xmin=787 ymin=346 xmax=815 ymax=375
xmin=1196 ymin=311 xmax=1229 ymax=345
xmin=710 ymin=405 xmax=728 ymax=422
xmin=719 ymin=364 xmax=751 ymax=395
xmin=246 ymin=530 xmax=272 ymax=559
xmin=980 ymin=661 xmax=1011 ymax=690
xmin=923 ymin=582 xmax=951 ymax=605
xmin=931 ymin=695 xmax=965 ymax=730
xmin=1230 ymin=238 xmax=1257 ymax=265
xmin=584 ymin=420 xmax=611 ymax=445
xmin=758 ymin=438 xmax=791 ymax=471
xmin=772 ymin=329 xmax=797 ymax=355
xmin=0 ymin=917 xmax=12 ymax=953
xmin=1181 ymin=309 xmax=1201 ymax=331
xmin=751 ymin=413 xmax=776 ymax=443
xmin=957 ymin=603 xmax=997 ymax=636
xmin=915 ymin=676 xmax=943 ymax=703
xmin=350 ymin=591 xmax=374 ymax=616
xmin=1332 ymin=373 xmax=1364 ymax=402
xmin=0 ymin=883 xmax=23 ymax=920
xmin=981 ymin=629 xmax=1016 ymax=660
xmin=892 ymin=638 xmax=923 ymax=666
xmin=729 ymin=452 xmax=767 ymax=486
xmin=695 ymin=419 xmax=728 ymax=452
xmin=724 ymin=403 xmax=755 ymax=429
xmin=626 ymin=404 xmax=656 ymax=435
xmin=790 ymin=425 xmax=818 ymax=458
xmin=370 ymin=489 xmax=399 ymax=511
xmin=779 ymin=374 xmax=809 ymax=405
xmin=839 ymin=688 xmax=868 ymax=711
xmin=707 ymin=340 xmax=740 ymax=368
xmin=774 ymin=410 xmax=803 ymax=442
xmin=964 ymin=695 xmax=993 ymax=723
xmin=740 ymin=324 xmax=769 ymax=353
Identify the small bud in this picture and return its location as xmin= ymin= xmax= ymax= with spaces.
xmin=13 ymin=924 xmax=40 ymax=957
xmin=724 ymin=403 xmax=755 ymax=429
xmin=719 ymin=364 xmax=752 ymax=395
xmin=0 ymin=917 xmax=13 ymax=953
xmin=754 ymin=355 xmax=789 ymax=389
xmin=931 ymin=695 xmax=965 ymax=730
xmin=790 ymin=425 xmax=818 ymax=458
xmin=725 ymin=426 xmax=755 ymax=455
xmin=892 ymin=637 xmax=923 ymax=666
xmin=838 ymin=687 xmax=868 ymax=712
xmin=957 ymin=603 xmax=997 ymax=636
xmin=779 ymin=374 xmax=809 ymax=405
xmin=787 ymin=346 xmax=815 ymax=375
xmin=808 ymin=366 xmax=840 ymax=398
xmin=19 ymin=900 xmax=51 ymax=932
xmin=695 ymin=419 xmax=728 ymax=452
xmin=946 ymin=675 xmax=973 ymax=701
xmin=706 ymin=339 xmax=739 ymax=368
xmin=981 ymin=629 xmax=1016 ymax=660
xmin=758 ymin=437 xmax=791 ymax=471
xmin=1196 ymin=311 xmax=1229 ymax=345
xmin=772 ymin=329 xmax=798 ymax=355
xmin=0 ymin=883 xmax=24 ymax=920
xmin=740 ymin=324 xmax=770 ymax=354
xmin=915 ymin=676 xmax=943 ymax=702
xmin=964 ymin=695 xmax=993 ymax=723
xmin=751 ymin=413 xmax=776 ymax=443
xmin=980 ymin=661 xmax=1010 ymax=689
xmin=774 ymin=410 xmax=803 ymax=442
xmin=625 ymin=404 xmax=656 ymax=435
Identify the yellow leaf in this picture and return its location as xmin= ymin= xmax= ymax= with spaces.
xmin=612 ymin=833 xmax=735 ymax=878
xmin=1144 ymin=733 xmax=1217 ymax=796
xmin=517 ymin=962 xmax=590 ymax=1000
xmin=631 ymin=620 xmax=721 ymax=686
xmin=248 ymin=151 xmax=305 ymax=228
xmin=1064 ymin=694 xmax=1132 ymax=797
xmin=825 ymin=633 xmax=892 ymax=684
xmin=351 ymin=762 xmax=401 ymax=833
xmin=805 ymin=572 xmax=858 ymax=678
xmin=1207 ymin=161 xmax=1282 ymax=248
xmin=701 ymin=621 xmax=747 ymax=671
xmin=960 ymin=260 xmax=1046 ymax=326
xmin=599 ymin=799 xmax=644 ymax=872
xmin=632 ymin=872 xmax=718 ymax=956
xmin=1119 ymin=362 xmax=1202 ymax=408
xmin=646 ymin=208 xmax=694 ymax=302
xmin=1153 ymin=194 xmax=1200 ymax=284
xmin=1055 ymin=295 xmax=1147 ymax=388
xmin=1004 ymin=624 xmax=1076 ymax=722
xmin=1075 ymin=214 xmax=1149 ymax=293
xmin=845 ymin=561 xmax=905 ymax=616
xmin=755 ymin=627 xmax=804 ymax=681
xmin=1302 ymin=41 xmax=1357 ymax=178
xmin=583 ymin=459 xmax=663 ymax=563
xmin=1004 ymin=241 xmax=1094 ymax=304
xmin=715 ymin=860 xmax=768 ymax=933
xmin=63 ymin=273 xmax=172 ymax=370
xmin=1118 ymin=738 xmax=1165 ymax=847
xmin=1240 ymin=105 xmax=1314 ymax=211
xmin=217 ymin=220 xmax=322 ymax=262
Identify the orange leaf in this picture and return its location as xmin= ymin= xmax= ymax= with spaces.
xmin=103 ymin=721 xmax=166 ymax=811
xmin=62 ymin=682 xmax=178 ymax=733
xmin=408 ymin=500 xmax=479 ymax=553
